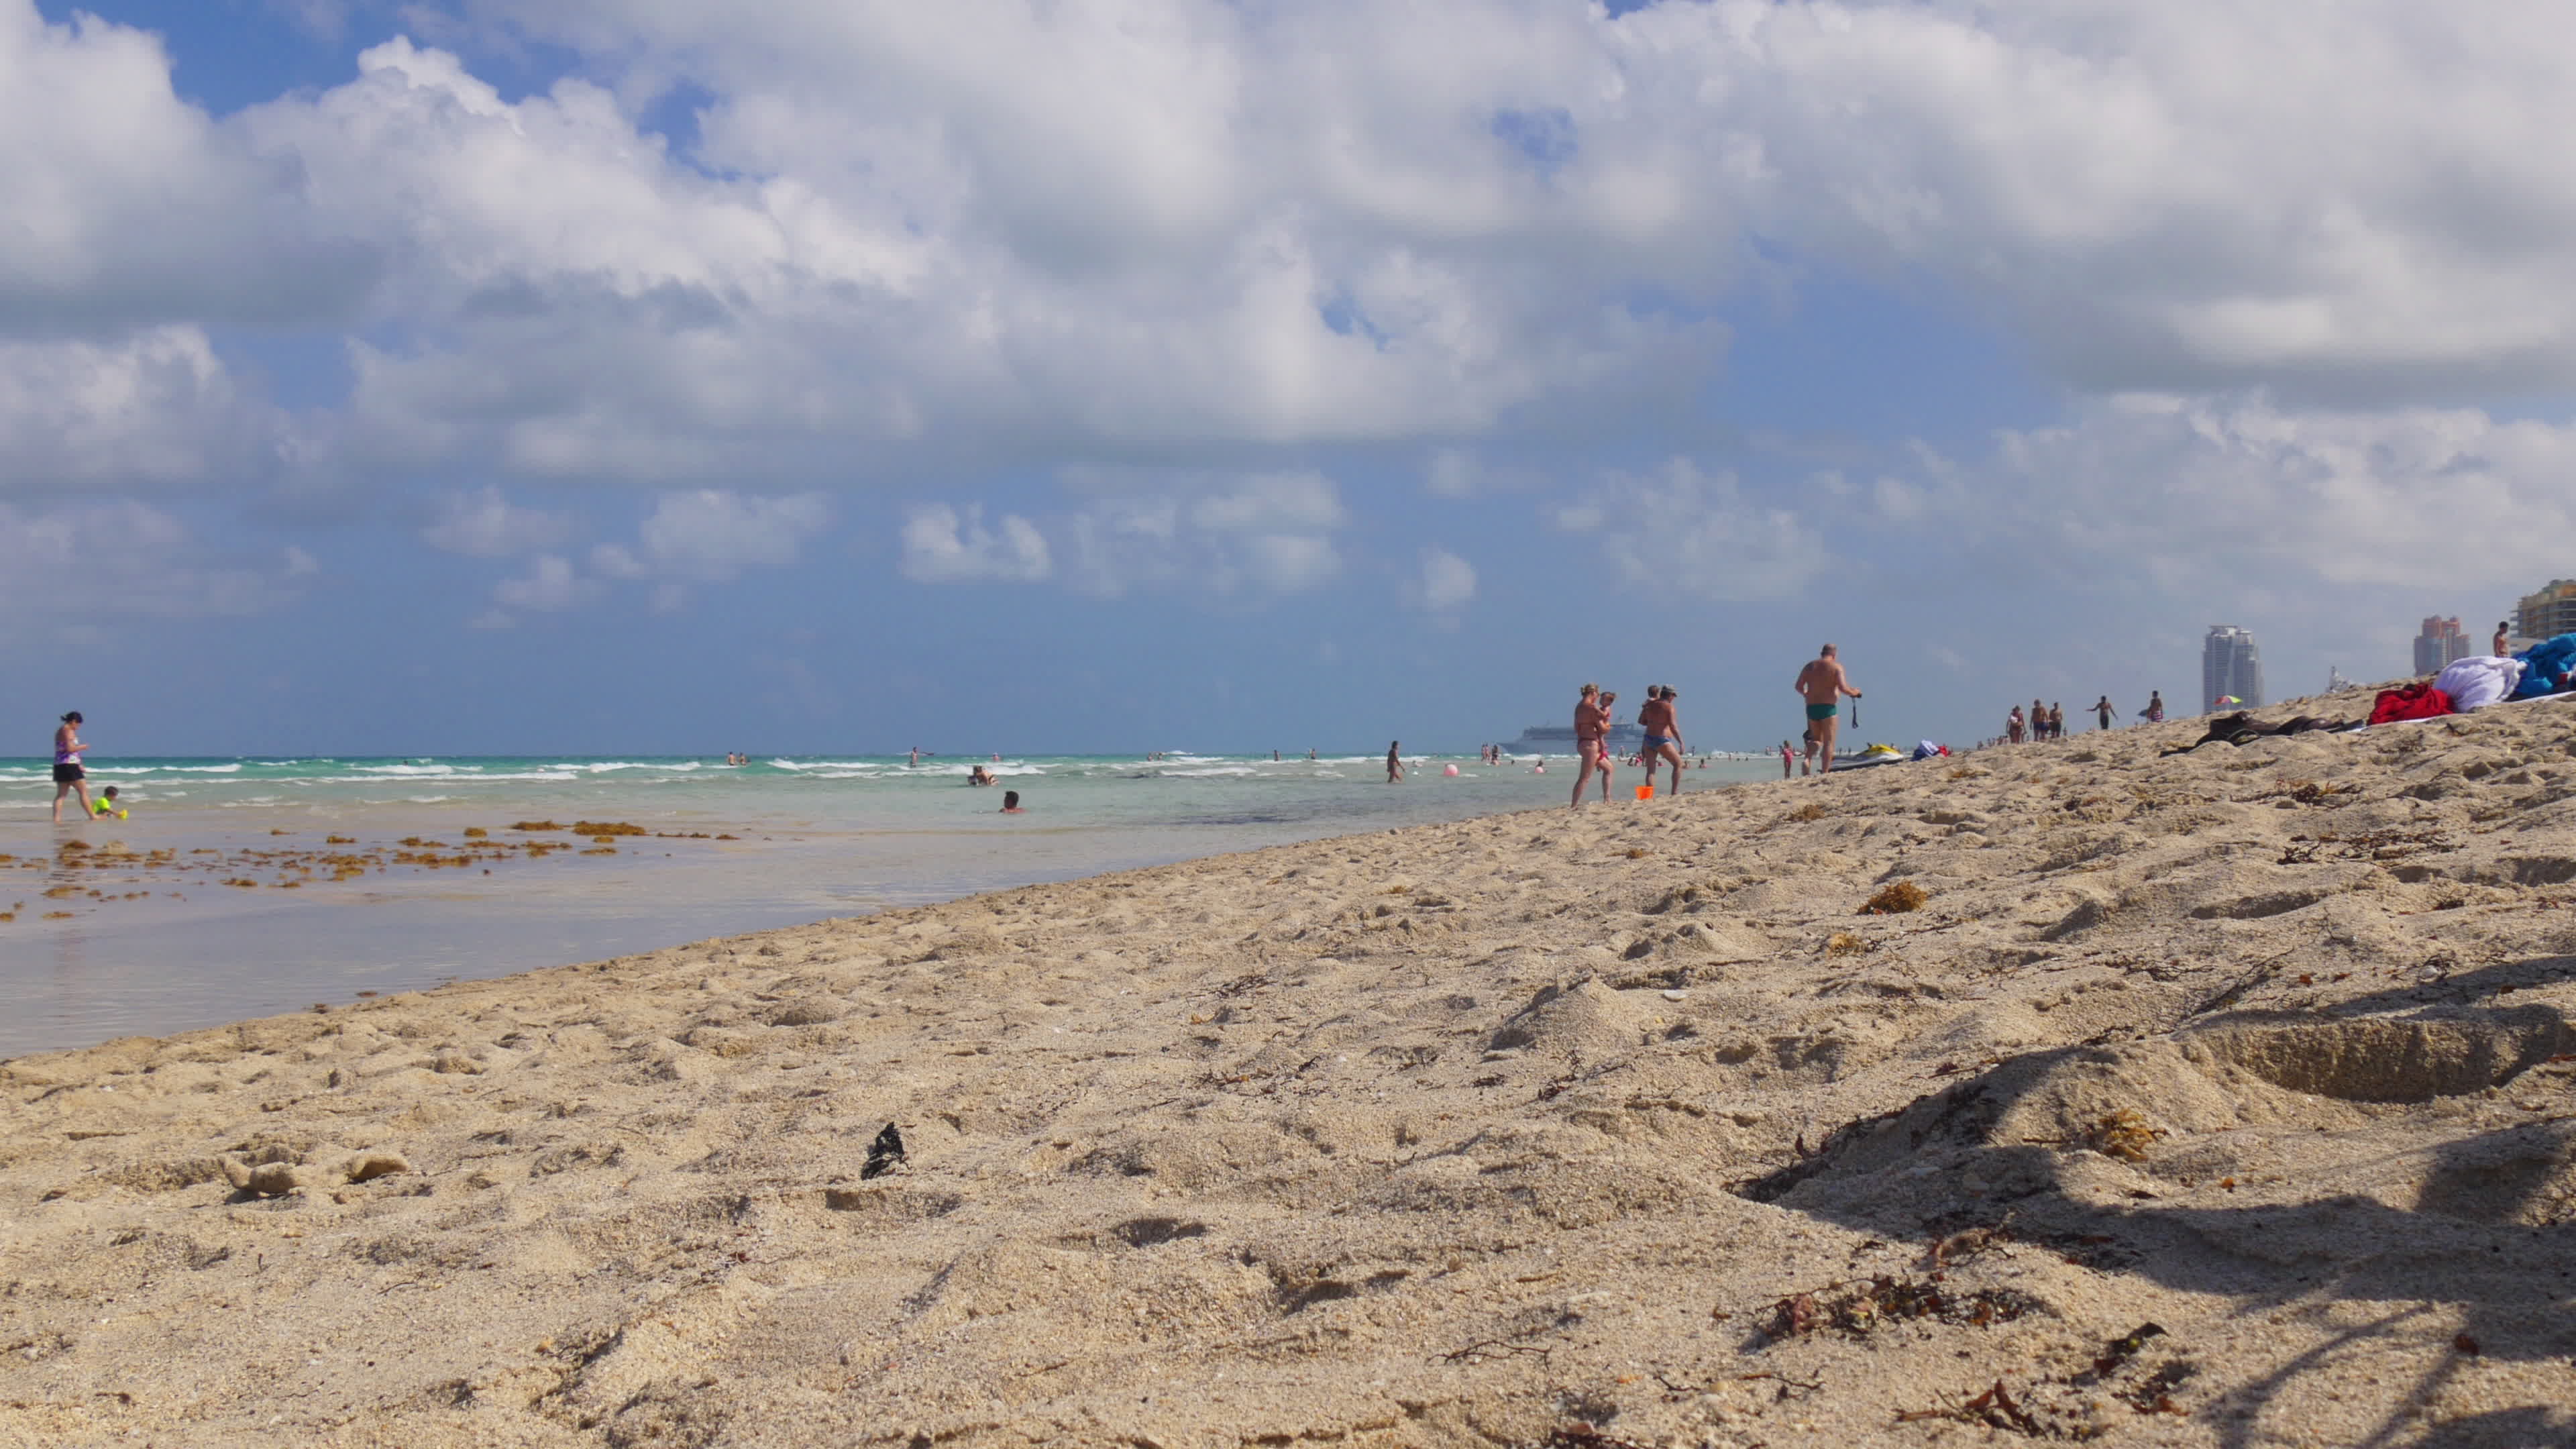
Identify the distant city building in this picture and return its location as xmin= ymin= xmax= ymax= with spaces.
xmin=2203 ymin=625 xmax=2265 ymax=710
xmin=2516 ymin=581 xmax=2576 ymax=643
xmin=2413 ymin=616 xmax=2471 ymax=676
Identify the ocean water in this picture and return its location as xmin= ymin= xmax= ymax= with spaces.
xmin=0 ymin=751 xmax=1778 ymax=1057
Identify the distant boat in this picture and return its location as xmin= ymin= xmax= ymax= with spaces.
xmin=1512 ymin=722 xmax=1644 ymax=751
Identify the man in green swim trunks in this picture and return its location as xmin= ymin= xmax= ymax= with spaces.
xmin=1794 ymin=644 xmax=1863 ymax=774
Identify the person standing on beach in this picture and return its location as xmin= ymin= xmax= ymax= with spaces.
xmin=2497 ymin=621 xmax=2512 ymax=657
xmin=2006 ymin=705 xmax=2025 ymax=744
xmin=1795 ymin=647 xmax=1862 ymax=773
xmin=1779 ymin=739 xmax=1794 ymax=779
xmin=2048 ymin=702 xmax=2065 ymax=739
xmin=1385 ymin=741 xmax=1403 ymax=783
xmin=51 ymin=711 xmax=94 ymax=823
xmin=1570 ymin=683 xmax=1614 ymax=806
xmin=2094 ymin=696 xmax=2115 ymax=731
xmin=1638 ymin=686 xmax=1686 ymax=796
xmin=2031 ymin=698 xmax=2046 ymax=741
xmin=2142 ymin=690 xmax=2165 ymax=723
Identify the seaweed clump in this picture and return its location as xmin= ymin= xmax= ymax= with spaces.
xmin=1860 ymin=879 xmax=1929 ymax=914
xmin=1765 ymin=1275 xmax=2043 ymax=1341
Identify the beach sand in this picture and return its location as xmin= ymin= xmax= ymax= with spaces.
xmin=4 ymin=696 xmax=2574 ymax=1446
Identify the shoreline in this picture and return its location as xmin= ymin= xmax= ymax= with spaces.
xmin=3 ymin=695 xmax=2573 ymax=1445
xmin=5 ymin=756 xmax=1746 ymax=1057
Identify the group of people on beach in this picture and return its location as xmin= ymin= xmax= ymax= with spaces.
xmin=2002 ymin=690 xmax=2166 ymax=746
xmin=1566 ymin=679 xmax=1704 ymax=806
xmin=1566 ymin=646 xmax=1869 ymax=801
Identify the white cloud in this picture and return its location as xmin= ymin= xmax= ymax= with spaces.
xmin=632 ymin=489 xmax=831 ymax=581
xmin=0 ymin=4 xmax=368 ymax=334
xmin=1413 ymin=545 xmax=1478 ymax=612
xmin=421 ymin=486 xmax=575 ymax=556
xmin=899 ymin=503 xmax=1052 ymax=583
xmin=471 ymin=488 xmax=828 ymax=623
xmin=0 ymin=327 xmax=283 ymax=493
xmin=1920 ymin=394 xmax=2576 ymax=592
xmin=15 ymin=0 xmax=2576 ymax=491
xmin=491 ymin=553 xmax=600 ymax=612
xmin=1065 ymin=470 xmax=1346 ymax=596
xmin=1556 ymin=459 xmax=1829 ymax=602
xmin=23 ymin=0 xmax=2576 ymax=660
xmin=1426 ymin=449 xmax=1481 ymax=499
xmin=0 ymin=500 xmax=303 ymax=624
xmin=588 ymin=542 xmax=647 ymax=580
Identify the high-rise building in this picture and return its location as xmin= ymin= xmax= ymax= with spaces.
xmin=2203 ymin=625 xmax=2264 ymax=710
xmin=2516 ymin=581 xmax=2576 ymax=643
xmin=2413 ymin=616 xmax=2471 ymax=676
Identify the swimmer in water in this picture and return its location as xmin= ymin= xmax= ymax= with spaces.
xmin=1001 ymin=790 xmax=1023 ymax=813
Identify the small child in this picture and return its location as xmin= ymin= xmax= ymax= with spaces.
xmin=91 ymin=786 xmax=127 ymax=820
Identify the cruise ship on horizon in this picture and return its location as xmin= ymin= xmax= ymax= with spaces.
xmin=1511 ymin=720 xmax=1644 ymax=752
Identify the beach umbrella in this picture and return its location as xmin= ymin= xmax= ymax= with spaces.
xmin=2212 ymin=695 xmax=2241 ymax=706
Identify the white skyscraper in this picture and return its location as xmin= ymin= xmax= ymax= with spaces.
xmin=2203 ymin=626 xmax=2264 ymax=710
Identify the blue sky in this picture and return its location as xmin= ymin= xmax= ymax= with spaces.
xmin=8 ymin=0 xmax=2574 ymax=757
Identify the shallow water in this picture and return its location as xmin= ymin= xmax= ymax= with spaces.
xmin=0 ymin=752 xmax=1775 ymax=1056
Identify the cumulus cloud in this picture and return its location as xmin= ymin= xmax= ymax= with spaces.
xmin=13 ymin=0 xmax=2576 ymax=486
xmin=1411 ymin=545 xmax=1478 ymax=614
xmin=490 ymin=553 xmax=600 ymax=612
xmin=1065 ymin=470 xmax=1347 ymax=596
xmin=0 ymin=2 xmax=370 ymax=333
xmin=21 ymin=0 xmax=2576 ymax=669
xmin=469 ymin=488 xmax=826 ymax=624
xmin=899 ymin=503 xmax=1051 ymax=584
xmin=420 ymin=486 xmax=575 ymax=556
xmin=1556 ymin=459 xmax=1829 ymax=602
xmin=0 ymin=327 xmax=284 ymax=493
xmin=631 ymin=489 xmax=832 ymax=581
xmin=1919 ymin=394 xmax=2576 ymax=591
xmin=0 ymin=500 xmax=303 ymax=625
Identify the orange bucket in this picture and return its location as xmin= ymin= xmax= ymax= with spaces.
xmin=1635 ymin=785 xmax=1654 ymax=800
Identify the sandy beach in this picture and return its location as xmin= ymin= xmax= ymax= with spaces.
xmin=3 ymin=696 xmax=2573 ymax=1447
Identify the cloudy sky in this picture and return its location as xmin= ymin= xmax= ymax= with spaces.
xmin=5 ymin=0 xmax=2567 ymax=756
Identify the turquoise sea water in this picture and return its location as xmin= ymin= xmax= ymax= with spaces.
xmin=1 ymin=751 xmax=1778 ymax=1057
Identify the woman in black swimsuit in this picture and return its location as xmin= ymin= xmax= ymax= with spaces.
xmin=52 ymin=711 xmax=93 ymax=824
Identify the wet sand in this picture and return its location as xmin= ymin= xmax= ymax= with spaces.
xmin=3 ymin=694 xmax=2573 ymax=1446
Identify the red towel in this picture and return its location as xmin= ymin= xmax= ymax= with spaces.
xmin=2369 ymin=682 xmax=2453 ymax=724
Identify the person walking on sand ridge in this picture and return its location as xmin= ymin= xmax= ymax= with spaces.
xmin=2094 ymin=695 xmax=2116 ymax=731
xmin=1794 ymin=647 xmax=1862 ymax=773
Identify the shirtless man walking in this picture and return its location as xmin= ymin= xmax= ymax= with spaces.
xmin=1569 ymin=683 xmax=1613 ymax=807
xmin=1794 ymin=645 xmax=1862 ymax=773
xmin=1638 ymin=686 xmax=1686 ymax=796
